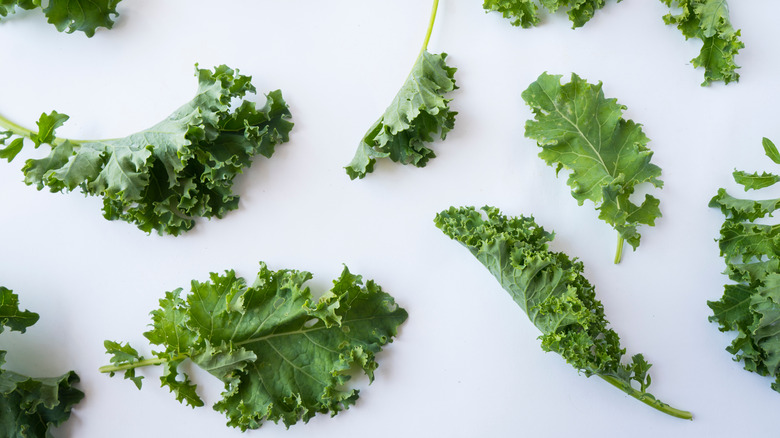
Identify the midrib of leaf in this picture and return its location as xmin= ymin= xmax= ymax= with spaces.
xmin=233 ymin=314 xmax=395 ymax=348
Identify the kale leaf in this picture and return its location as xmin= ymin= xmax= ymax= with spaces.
xmin=0 ymin=0 xmax=121 ymax=37
xmin=101 ymin=262 xmax=408 ymax=430
xmin=435 ymin=206 xmax=691 ymax=419
xmin=0 ymin=65 xmax=293 ymax=235
xmin=522 ymin=72 xmax=663 ymax=263
xmin=482 ymin=0 xmax=620 ymax=29
xmin=0 ymin=287 xmax=84 ymax=438
xmin=708 ymin=137 xmax=780 ymax=392
xmin=660 ymin=0 xmax=743 ymax=85
xmin=346 ymin=51 xmax=457 ymax=180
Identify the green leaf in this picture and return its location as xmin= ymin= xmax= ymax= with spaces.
xmin=522 ymin=72 xmax=663 ymax=254
xmin=0 ymin=138 xmax=23 ymax=162
xmin=708 ymin=188 xmax=780 ymax=222
xmin=434 ymin=206 xmax=690 ymax=419
xmin=763 ymin=138 xmax=780 ymax=164
xmin=0 ymin=287 xmax=84 ymax=437
xmin=733 ymin=171 xmax=780 ymax=191
xmin=0 ymin=0 xmax=120 ymax=36
xmin=483 ymin=0 xmax=620 ymax=29
xmin=16 ymin=64 xmax=293 ymax=236
xmin=103 ymin=340 xmax=145 ymax=389
xmin=346 ymin=51 xmax=457 ymax=179
xmin=101 ymin=262 xmax=407 ymax=430
xmin=710 ymin=137 xmax=780 ymax=393
xmin=30 ymin=111 xmax=69 ymax=149
xmin=661 ymin=0 xmax=743 ymax=85
xmin=0 ymin=370 xmax=84 ymax=438
xmin=0 ymin=287 xmax=39 ymax=334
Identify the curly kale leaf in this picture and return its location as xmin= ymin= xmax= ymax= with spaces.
xmin=1 ymin=65 xmax=293 ymax=235
xmin=346 ymin=51 xmax=457 ymax=179
xmin=0 ymin=287 xmax=84 ymax=438
xmin=483 ymin=0 xmax=621 ymax=29
xmin=709 ymin=138 xmax=780 ymax=392
xmin=0 ymin=286 xmax=39 ymax=334
xmin=434 ymin=206 xmax=691 ymax=419
xmin=101 ymin=262 xmax=407 ymax=430
xmin=660 ymin=0 xmax=743 ymax=86
xmin=0 ymin=0 xmax=121 ymax=37
xmin=522 ymin=72 xmax=662 ymax=262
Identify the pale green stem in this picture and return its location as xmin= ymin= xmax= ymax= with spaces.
xmin=614 ymin=234 xmax=625 ymax=264
xmin=99 ymin=353 xmax=188 ymax=374
xmin=0 ymin=113 xmax=37 ymax=141
xmin=0 ymin=112 xmax=115 ymax=146
xmin=420 ymin=0 xmax=440 ymax=55
xmin=599 ymin=374 xmax=692 ymax=420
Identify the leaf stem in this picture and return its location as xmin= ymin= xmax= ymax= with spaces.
xmin=98 ymin=353 xmax=187 ymax=374
xmin=0 ymin=112 xmax=114 ymax=147
xmin=0 ymin=113 xmax=36 ymax=140
xmin=614 ymin=233 xmax=624 ymax=264
xmin=598 ymin=374 xmax=692 ymax=420
xmin=420 ymin=0 xmax=440 ymax=54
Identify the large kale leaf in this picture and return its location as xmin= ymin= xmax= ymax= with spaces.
xmin=709 ymin=138 xmax=780 ymax=392
xmin=660 ymin=0 xmax=743 ymax=85
xmin=102 ymin=262 xmax=408 ymax=430
xmin=522 ymin=72 xmax=663 ymax=261
xmin=1 ymin=65 xmax=293 ymax=235
xmin=482 ymin=0 xmax=620 ymax=29
xmin=0 ymin=0 xmax=121 ymax=36
xmin=346 ymin=51 xmax=457 ymax=179
xmin=435 ymin=206 xmax=690 ymax=419
xmin=0 ymin=287 xmax=84 ymax=438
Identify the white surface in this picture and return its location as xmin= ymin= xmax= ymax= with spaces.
xmin=0 ymin=0 xmax=778 ymax=436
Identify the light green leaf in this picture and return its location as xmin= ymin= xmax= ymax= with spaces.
xmin=763 ymin=137 xmax=780 ymax=164
xmin=522 ymin=72 xmax=662 ymax=255
xmin=15 ymin=65 xmax=293 ymax=236
xmin=346 ymin=51 xmax=457 ymax=179
xmin=733 ymin=171 xmax=780 ymax=191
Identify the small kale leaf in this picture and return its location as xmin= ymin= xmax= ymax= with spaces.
xmin=482 ymin=0 xmax=621 ymax=29
xmin=101 ymin=262 xmax=408 ymax=430
xmin=0 ymin=287 xmax=84 ymax=438
xmin=0 ymin=0 xmax=121 ymax=37
xmin=522 ymin=72 xmax=663 ymax=262
xmin=435 ymin=206 xmax=691 ymax=419
xmin=346 ymin=51 xmax=457 ymax=179
xmin=660 ymin=0 xmax=743 ymax=85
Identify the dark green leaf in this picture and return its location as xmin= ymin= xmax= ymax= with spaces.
xmin=0 ymin=0 xmax=121 ymax=36
xmin=102 ymin=263 xmax=407 ymax=430
xmin=1 ymin=287 xmax=83 ymax=437
xmin=435 ymin=206 xmax=689 ymax=418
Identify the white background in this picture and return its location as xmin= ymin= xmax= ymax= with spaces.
xmin=0 ymin=0 xmax=778 ymax=436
